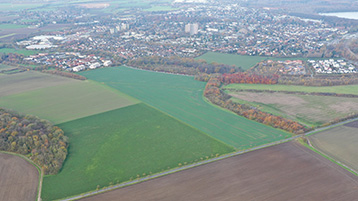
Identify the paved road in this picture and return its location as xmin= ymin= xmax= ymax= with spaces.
xmin=60 ymin=118 xmax=358 ymax=201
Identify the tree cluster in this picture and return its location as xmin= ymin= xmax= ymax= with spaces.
xmin=42 ymin=70 xmax=87 ymax=80
xmin=0 ymin=108 xmax=69 ymax=175
xmin=127 ymin=56 xmax=241 ymax=75
xmin=204 ymin=77 xmax=309 ymax=134
xmin=220 ymin=73 xmax=279 ymax=84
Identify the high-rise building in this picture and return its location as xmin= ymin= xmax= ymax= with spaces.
xmin=185 ymin=23 xmax=199 ymax=35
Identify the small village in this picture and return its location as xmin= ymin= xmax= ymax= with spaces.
xmin=308 ymin=59 xmax=357 ymax=74
xmin=24 ymin=52 xmax=112 ymax=72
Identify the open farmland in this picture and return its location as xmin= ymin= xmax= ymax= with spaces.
xmin=80 ymin=141 xmax=358 ymax=201
xmin=224 ymin=83 xmax=358 ymax=95
xmin=196 ymin=52 xmax=271 ymax=70
xmin=0 ymin=153 xmax=39 ymax=201
xmin=309 ymin=120 xmax=358 ymax=172
xmin=79 ymin=67 xmax=291 ymax=149
xmin=0 ymin=48 xmax=38 ymax=56
xmin=0 ymin=80 xmax=139 ymax=124
xmin=228 ymin=91 xmax=358 ymax=127
xmin=196 ymin=52 xmax=318 ymax=70
xmin=0 ymin=71 xmax=77 ymax=97
xmin=42 ymin=103 xmax=234 ymax=201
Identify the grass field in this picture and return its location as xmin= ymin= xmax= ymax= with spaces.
xmin=42 ymin=103 xmax=234 ymax=201
xmin=0 ymin=153 xmax=39 ymax=201
xmin=224 ymin=83 xmax=358 ymax=95
xmin=0 ymin=3 xmax=45 ymax=11
xmin=228 ymin=91 xmax=358 ymax=127
xmin=196 ymin=52 xmax=323 ymax=71
xmin=309 ymin=121 xmax=358 ymax=172
xmin=0 ymin=48 xmax=38 ymax=56
xmin=0 ymin=23 xmax=27 ymax=30
xmin=0 ymin=71 xmax=77 ymax=98
xmin=0 ymin=64 xmax=15 ymax=70
xmin=79 ymin=67 xmax=291 ymax=149
xmin=80 ymin=142 xmax=358 ymax=201
xmin=0 ymin=80 xmax=139 ymax=124
xmin=0 ymin=33 xmax=16 ymax=39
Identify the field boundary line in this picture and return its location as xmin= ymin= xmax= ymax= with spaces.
xmin=0 ymin=151 xmax=43 ymax=201
xmin=302 ymin=138 xmax=358 ymax=177
xmin=59 ymin=135 xmax=299 ymax=201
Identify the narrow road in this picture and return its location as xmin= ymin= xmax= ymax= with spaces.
xmin=60 ymin=117 xmax=358 ymax=201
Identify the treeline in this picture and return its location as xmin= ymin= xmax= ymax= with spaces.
xmin=42 ymin=70 xmax=87 ymax=80
xmin=204 ymin=77 xmax=309 ymax=134
xmin=220 ymin=73 xmax=279 ymax=84
xmin=0 ymin=108 xmax=69 ymax=175
xmin=279 ymin=74 xmax=358 ymax=86
xmin=127 ymin=56 xmax=241 ymax=75
xmin=225 ymin=89 xmax=358 ymax=98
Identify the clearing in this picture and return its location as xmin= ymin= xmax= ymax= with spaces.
xmin=0 ymin=79 xmax=139 ymax=124
xmin=79 ymin=142 xmax=358 ymax=201
xmin=309 ymin=120 xmax=358 ymax=172
xmin=224 ymin=83 xmax=358 ymax=95
xmin=41 ymin=103 xmax=233 ymax=201
xmin=0 ymin=152 xmax=39 ymax=201
xmin=79 ymin=67 xmax=291 ymax=149
xmin=228 ymin=91 xmax=358 ymax=127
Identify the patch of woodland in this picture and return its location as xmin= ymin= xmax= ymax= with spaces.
xmin=0 ymin=108 xmax=68 ymax=175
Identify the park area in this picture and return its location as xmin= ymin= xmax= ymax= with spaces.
xmin=0 ymin=153 xmax=39 ymax=201
xmin=309 ymin=120 xmax=358 ymax=172
xmin=41 ymin=103 xmax=233 ymax=201
xmin=79 ymin=142 xmax=358 ymax=201
xmin=79 ymin=66 xmax=292 ymax=149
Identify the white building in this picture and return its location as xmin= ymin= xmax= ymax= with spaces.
xmin=185 ymin=23 xmax=199 ymax=35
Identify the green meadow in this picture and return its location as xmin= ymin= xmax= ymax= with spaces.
xmin=80 ymin=67 xmax=291 ymax=149
xmin=224 ymin=83 xmax=358 ymax=95
xmin=0 ymin=80 xmax=139 ymax=124
xmin=42 ymin=103 xmax=233 ymax=200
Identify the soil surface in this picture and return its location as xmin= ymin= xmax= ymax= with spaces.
xmin=0 ymin=153 xmax=39 ymax=201
xmin=345 ymin=120 xmax=358 ymax=128
xmin=80 ymin=142 xmax=358 ymax=201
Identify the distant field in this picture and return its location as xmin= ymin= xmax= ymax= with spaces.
xmin=0 ymin=71 xmax=76 ymax=97
xmin=196 ymin=52 xmax=270 ymax=70
xmin=196 ymin=52 xmax=322 ymax=70
xmin=42 ymin=104 xmax=233 ymax=201
xmin=309 ymin=121 xmax=358 ymax=172
xmin=224 ymin=83 xmax=358 ymax=95
xmin=0 ymin=64 xmax=15 ymax=70
xmin=80 ymin=142 xmax=358 ymax=201
xmin=0 ymin=80 xmax=139 ymax=124
xmin=0 ymin=23 xmax=27 ymax=30
xmin=79 ymin=67 xmax=291 ymax=149
xmin=0 ymin=48 xmax=38 ymax=56
xmin=228 ymin=91 xmax=358 ymax=127
xmin=0 ymin=153 xmax=39 ymax=201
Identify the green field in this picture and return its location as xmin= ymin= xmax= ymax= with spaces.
xmin=224 ymin=83 xmax=358 ymax=95
xmin=0 ymin=64 xmax=15 ymax=70
xmin=0 ymin=23 xmax=26 ymax=30
xmin=0 ymin=3 xmax=45 ymax=11
xmin=79 ymin=67 xmax=291 ymax=149
xmin=42 ymin=103 xmax=234 ymax=201
xmin=0 ymin=80 xmax=139 ymax=124
xmin=0 ymin=71 xmax=77 ymax=97
xmin=0 ymin=33 xmax=16 ymax=39
xmin=309 ymin=122 xmax=358 ymax=172
xmin=196 ymin=52 xmax=322 ymax=71
xmin=0 ymin=48 xmax=38 ymax=56
xmin=228 ymin=91 xmax=358 ymax=127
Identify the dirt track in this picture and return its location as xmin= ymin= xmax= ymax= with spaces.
xmin=0 ymin=153 xmax=39 ymax=201
xmin=80 ymin=142 xmax=358 ymax=201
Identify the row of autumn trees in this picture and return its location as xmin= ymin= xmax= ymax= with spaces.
xmin=126 ymin=56 xmax=241 ymax=75
xmin=203 ymin=76 xmax=309 ymax=134
xmin=42 ymin=70 xmax=87 ymax=80
xmin=0 ymin=108 xmax=68 ymax=175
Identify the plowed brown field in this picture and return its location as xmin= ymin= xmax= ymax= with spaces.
xmin=81 ymin=142 xmax=358 ymax=201
xmin=0 ymin=153 xmax=39 ymax=201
